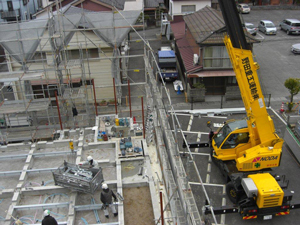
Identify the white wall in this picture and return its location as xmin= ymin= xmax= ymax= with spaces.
xmin=170 ymin=0 xmax=211 ymax=17
xmin=124 ymin=0 xmax=143 ymax=11
xmin=10 ymin=30 xmax=116 ymax=101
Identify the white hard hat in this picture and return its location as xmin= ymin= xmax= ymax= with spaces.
xmin=44 ymin=209 xmax=50 ymax=217
xmin=87 ymin=156 xmax=93 ymax=161
xmin=102 ymin=183 xmax=108 ymax=189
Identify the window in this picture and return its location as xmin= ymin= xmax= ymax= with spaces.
xmin=37 ymin=0 xmax=43 ymax=9
xmin=31 ymin=52 xmax=46 ymax=63
xmin=227 ymin=76 xmax=237 ymax=85
xmin=221 ymin=133 xmax=249 ymax=149
xmin=66 ymin=49 xmax=99 ymax=60
xmin=203 ymin=46 xmax=231 ymax=68
xmin=7 ymin=1 xmax=13 ymax=11
xmin=181 ymin=5 xmax=196 ymax=14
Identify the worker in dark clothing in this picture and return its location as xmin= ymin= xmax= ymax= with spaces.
xmin=100 ymin=183 xmax=118 ymax=218
xmin=42 ymin=210 xmax=58 ymax=225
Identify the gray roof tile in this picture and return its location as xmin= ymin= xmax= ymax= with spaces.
xmin=184 ymin=6 xmax=259 ymax=45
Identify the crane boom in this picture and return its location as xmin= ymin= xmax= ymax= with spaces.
xmin=209 ymin=0 xmax=283 ymax=171
xmin=218 ymin=0 xmax=281 ymax=145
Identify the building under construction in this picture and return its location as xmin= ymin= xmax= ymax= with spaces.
xmin=0 ymin=2 xmax=206 ymax=225
xmin=0 ymin=4 xmax=143 ymax=136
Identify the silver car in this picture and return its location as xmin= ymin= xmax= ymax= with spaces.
xmin=279 ymin=19 xmax=300 ymax=35
xmin=245 ymin=23 xmax=257 ymax=36
xmin=258 ymin=20 xmax=277 ymax=35
xmin=237 ymin=4 xmax=250 ymax=14
xmin=291 ymin=43 xmax=300 ymax=54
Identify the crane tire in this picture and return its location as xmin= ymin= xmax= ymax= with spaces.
xmin=226 ymin=181 xmax=238 ymax=204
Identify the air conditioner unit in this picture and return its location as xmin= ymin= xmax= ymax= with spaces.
xmin=193 ymin=54 xmax=199 ymax=65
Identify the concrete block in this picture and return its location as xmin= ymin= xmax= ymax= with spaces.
xmin=21 ymin=186 xmax=66 ymax=195
xmin=5 ymin=203 xmax=16 ymax=220
xmin=19 ymin=171 xmax=27 ymax=181
xmin=25 ymin=154 xmax=33 ymax=163
xmin=122 ymin=181 xmax=148 ymax=188
xmin=0 ymin=189 xmax=14 ymax=198
xmin=68 ymin=193 xmax=77 ymax=216
xmin=12 ymin=191 xmax=20 ymax=202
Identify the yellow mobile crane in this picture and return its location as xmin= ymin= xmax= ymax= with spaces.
xmin=210 ymin=15 xmax=283 ymax=172
xmin=184 ymin=0 xmax=300 ymax=220
xmin=203 ymin=0 xmax=285 ymax=205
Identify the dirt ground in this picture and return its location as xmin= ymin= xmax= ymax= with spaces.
xmin=123 ymin=186 xmax=155 ymax=225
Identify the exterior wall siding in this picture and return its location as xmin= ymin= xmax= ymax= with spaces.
xmin=10 ymin=31 xmax=115 ymax=102
xmin=80 ymin=1 xmax=112 ymax=11
xmin=171 ymin=0 xmax=211 ymax=16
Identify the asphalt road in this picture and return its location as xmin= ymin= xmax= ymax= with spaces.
xmin=128 ymin=10 xmax=300 ymax=224
xmin=160 ymin=9 xmax=300 ymax=106
xmin=176 ymin=108 xmax=300 ymax=225
xmin=174 ymin=9 xmax=300 ymax=225
xmin=240 ymin=10 xmax=300 ymax=99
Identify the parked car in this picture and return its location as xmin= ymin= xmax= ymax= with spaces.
xmin=258 ymin=20 xmax=277 ymax=35
xmin=291 ymin=43 xmax=300 ymax=54
xmin=279 ymin=19 xmax=300 ymax=35
xmin=245 ymin=23 xmax=257 ymax=36
xmin=237 ymin=4 xmax=250 ymax=13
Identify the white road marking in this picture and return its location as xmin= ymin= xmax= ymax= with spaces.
xmin=221 ymin=198 xmax=226 ymax=224
xmin=206 ymin=174 xmax=210 ymax=183
xmin=207 ymin=163 xmax=211 ymax=173
xmin=187 ymin=114 xmax=194 ymax=131
xmin=195 ymin=132 xmax=201 ymax=153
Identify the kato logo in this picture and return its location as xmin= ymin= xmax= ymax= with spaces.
xmin=252 ymin=156 xmax=278 ymax=162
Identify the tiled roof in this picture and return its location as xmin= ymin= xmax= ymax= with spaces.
xmin=170 ymin=20 xmax=185 ymax=39
xmin=183 ymin=5 xmax=259 ymax=45
xmin=171 ymin=21 xmax=202 ymax=73
xmin=98 ymin=0 xmax=163 ymax=9
xmin=184 ymin=6 xmax=224 ymax=44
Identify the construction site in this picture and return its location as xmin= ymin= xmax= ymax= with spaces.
xmin=2 ymin=0 xmax=300 ymax=224
xmin=0 ymin=2 xmax=204 ymax=225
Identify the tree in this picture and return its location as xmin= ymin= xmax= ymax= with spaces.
xmin=284 ymin=78 xmax=300 ymax=103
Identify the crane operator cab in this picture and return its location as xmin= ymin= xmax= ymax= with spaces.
xmin=208 ymin=119 xmax=282 ymax=172
xmin=209 ymin=120 xmax=252 ymax=161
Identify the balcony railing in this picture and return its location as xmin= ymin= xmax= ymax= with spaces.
xmin=1 ymin=9 xmax=21 ymax=20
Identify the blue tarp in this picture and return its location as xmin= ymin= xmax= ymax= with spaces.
xmin=158 ymin=50 xmax=175 ymax=58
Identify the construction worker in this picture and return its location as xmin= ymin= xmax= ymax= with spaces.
xmin=42 ymin=210 xmax=58 ymax=225
xmin=100 ymin=183 xmax=118 ymax=218
xmin=81 ymin=155 xmax=99 ymax=169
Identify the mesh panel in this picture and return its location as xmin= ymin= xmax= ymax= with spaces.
xmin=0 ymin=19 xmax=48 ymax=63
xmin=84 ymin=10 xmax=141 ymax=47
